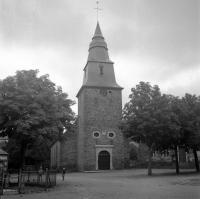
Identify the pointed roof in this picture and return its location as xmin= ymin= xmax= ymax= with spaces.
xmin=88 ymin=22 xmax=109 ymax=62
xmin=76 ymin=22 xmax=123 ymax=97
xmin=93 ymin=21 xmax=103 ymax=38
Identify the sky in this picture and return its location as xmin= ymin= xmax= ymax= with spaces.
xmin=0 ymin=0 xmax=199 ymax=113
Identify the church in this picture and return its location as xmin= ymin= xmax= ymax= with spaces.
xmin=50 ymin=22 xmax=129 ymax=171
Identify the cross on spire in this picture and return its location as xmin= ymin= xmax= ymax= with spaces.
xmin=94 ymin=1 xmax=102 ymax=21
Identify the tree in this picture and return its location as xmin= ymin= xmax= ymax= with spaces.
xmin=122 ymin=82 xmax=180 ymax=175
xmin=162 ymin=95 xmax=182 ymax=174
xmin=0 ymin=70 xmax=75 ymax=168
xmin=178 ymin=94 xmax=200 ymax=172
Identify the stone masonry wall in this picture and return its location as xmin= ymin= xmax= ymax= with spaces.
xmin=60 ymin=132 xmax=77 ymax=171
xmin=77 ymin=89 xmax=86 ymax=170
xmin=78 ymin=87 xmax=128 ymax=170
xmin=50 ymin=141 xmax=61 ymax=168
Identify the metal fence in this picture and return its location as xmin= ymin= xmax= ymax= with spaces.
xmin=0 ymin=169 xmax=57 ymax=196
xmin=21 ymin=169 xmax=57 ymax=187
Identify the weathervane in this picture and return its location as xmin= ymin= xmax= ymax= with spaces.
xmin=94 ymin=1 xmax=102 ymax=21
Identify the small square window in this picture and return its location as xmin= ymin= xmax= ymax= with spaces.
xmin=100 ymin=89 xmax=107 ymax=96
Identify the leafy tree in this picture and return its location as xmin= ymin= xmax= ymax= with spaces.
xmin=177 ymin=94 xmax=200 ymax=172
xmin=122 ymin=82 xmax=180 ymax=175
xmin=162 ymin=95 xmax=182 ymax=174
xmin=0 ymin=70 xmax=75 ymax=168
xmin=4 ymin=138 xmax=21 ymax=169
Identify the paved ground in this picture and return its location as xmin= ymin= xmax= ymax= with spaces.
xmin=3 ymin=169 xmax=200 ymax=199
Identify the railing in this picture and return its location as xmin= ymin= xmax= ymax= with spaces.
xmin=21 ymin=169 xmax=57 ymax=187
xmin=0 ymin=169 xmax=57 ymax=196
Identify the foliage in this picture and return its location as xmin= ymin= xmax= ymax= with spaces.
xmin=179 ymin=94 xmax=200 ymax=148
xmin=0 ymin=70 xmax=75 ymax=168
xmin=173 ymin=94 xmax=200 ymax=172
xmin=122 ymin=81 xmax=200 ymax=174
xmin=122 ymin=82 xmax=181 ymax=175
xmin=122 ymin=82 xmax=180 ymax=149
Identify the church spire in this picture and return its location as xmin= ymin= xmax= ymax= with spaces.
xmin=76 ymin=22 xmax=122 ymax=97
xmin=93 ymin=21 xmax=103 ymax=38
xmin=88 ymin=22 xmax=109 ymax=62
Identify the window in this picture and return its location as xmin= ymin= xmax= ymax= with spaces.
xmin=99 ymin=64 xmax=104 ymax=75
xmin=93 ymin=131 xmax=101 ymax=138
xmin=99 ymin=89 xmax=107 ymax=96
xmin=107 ymin=131 xmax=116 ymax=139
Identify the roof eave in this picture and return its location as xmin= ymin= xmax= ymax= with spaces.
xmin=76 ymin=85 xmax=123 ymax=98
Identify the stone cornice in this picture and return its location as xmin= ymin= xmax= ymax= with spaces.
xmin=76 ymin=85 xmax=123 ymax=98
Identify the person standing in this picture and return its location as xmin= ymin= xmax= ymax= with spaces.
xmin=62 ymin=168 xmax=66 ymax=181
xmin=38 ymin=166 xmax=43 ymax=183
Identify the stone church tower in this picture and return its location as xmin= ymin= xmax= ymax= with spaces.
xmin=50 ymin=22 xmax=129 ymax=171
xmin=76 ymin=22 xmax=127 ymax=171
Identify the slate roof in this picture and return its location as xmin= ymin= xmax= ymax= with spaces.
xmin=77 ymin=22 xmax=122 ymax=97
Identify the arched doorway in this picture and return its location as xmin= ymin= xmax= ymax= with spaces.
xmin=98 ymin=150 xmax=110 ymax=170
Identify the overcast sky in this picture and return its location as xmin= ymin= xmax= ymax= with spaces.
xmin=0 ymin=0 xmax=199 ymax=113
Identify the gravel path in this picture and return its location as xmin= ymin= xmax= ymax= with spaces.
xmin=3 ymin=169 xmax=200 ymax=199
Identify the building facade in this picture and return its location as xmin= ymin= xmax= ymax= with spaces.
xmin=51 ymin=22 xmax=129 ymax=171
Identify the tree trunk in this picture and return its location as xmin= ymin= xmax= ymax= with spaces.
xmin=147 ymin=145 xmax=153 ymax=176
xmin=20 ymin=141 xmax=27 ymax=169
xmin=174 ymin=146 xmax=179 ymax=175
xmin=193 ymin=147 xmax=199 ymax=172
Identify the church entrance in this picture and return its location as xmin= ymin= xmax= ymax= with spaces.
xmin=98 ymin=150 xmax=110 ymax=170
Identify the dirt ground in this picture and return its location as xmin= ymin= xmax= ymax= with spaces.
xmin=3 ymin=169 xmax=200 ymax=199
